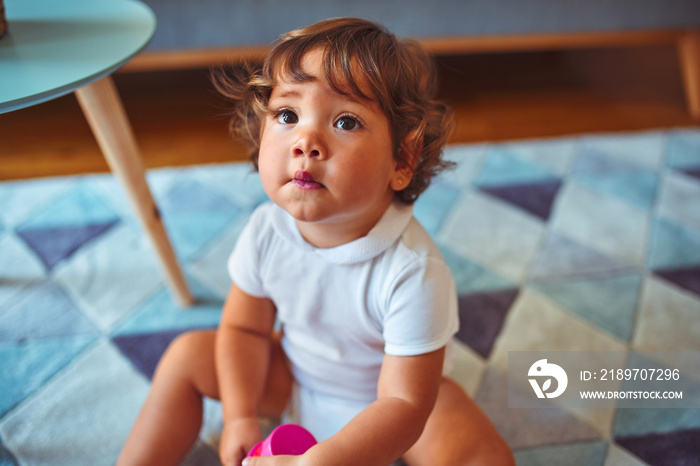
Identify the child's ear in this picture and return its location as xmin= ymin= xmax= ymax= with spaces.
xmin=390 ymin=131 xmax=422 ymax=191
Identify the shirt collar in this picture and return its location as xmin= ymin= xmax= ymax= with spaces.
xmin=270 ymin=201 xmax=414 ymax=265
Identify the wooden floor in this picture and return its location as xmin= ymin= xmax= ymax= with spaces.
xmin=1 ymin=43 xmax=698 ymax=181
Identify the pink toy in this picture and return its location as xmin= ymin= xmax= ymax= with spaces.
xmin=247 ymin=424 xmax=317 ymax=458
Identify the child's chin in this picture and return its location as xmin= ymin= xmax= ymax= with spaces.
xmin=283 ymin=202 xmax=328 ymax=224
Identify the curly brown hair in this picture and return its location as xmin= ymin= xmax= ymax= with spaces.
xmin=213 ymin=17 xmax=454 ymax=204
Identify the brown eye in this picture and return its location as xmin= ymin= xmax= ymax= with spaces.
xmin=335 ymin=116 xmax=359 ymax=131
xmin=277 ymin=110 xmax=298 ymax=124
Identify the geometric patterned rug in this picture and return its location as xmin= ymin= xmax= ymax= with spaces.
xmin=1 ymin=129 xmax=699 ymax=465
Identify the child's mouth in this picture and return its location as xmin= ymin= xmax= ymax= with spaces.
xmin=291 ymin=171 xmax=324 ymax=190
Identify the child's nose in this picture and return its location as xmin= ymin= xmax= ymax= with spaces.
xmin=292 ymin=126 xmax=325 ymax=159
xmin=293 ymin=147 xmax=321 ymax=158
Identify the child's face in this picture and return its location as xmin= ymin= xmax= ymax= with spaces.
xmin=258 ymin=49 xmax=408 ymax=246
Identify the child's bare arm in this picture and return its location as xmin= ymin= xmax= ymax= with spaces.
xmin=216 ymin=284 xmax=277 ymax=465
xmin=303 ymin=347 xmax=445 ymax=466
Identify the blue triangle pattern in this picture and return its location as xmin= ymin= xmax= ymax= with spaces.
xmin=575 ymin=172 xmax=659 ymax=210
xmin=654 ymin=266 xmax=700 ymax=298
xmin=614 ymin=404 xmax=700 ymax=441
xmin=619 ymin=351 xmax=700 ymax=411
xmin=683 ymin=167 xmax=700 ymax=181
xmin=413 ymin=181 xmax=460 ymax=236
xmin=160 ymin=178 xmax=239 ymax=213
xmin=0 ymin=336 xmax=95 ymax=417
xmin=513 ymin=441 xmax=608 ymax=466
xmin=0 ymin=282 xmax=99 ymax=343
xmin=112 ymin=275 xmax=223 ymax=337
xmin=529 ymin=231 xmax=632 ymax=282
xmin=0 ymin=439 xmax=19 ymax=465
xmin=573 ymin=147 xmax=659 ymax=209
xmin=613 ymin=352 xmax=700 ymax=438
xmin=573 ymin=146 xmax=649 ymax=175
xmin=439 ymin=246 xmax=514 ymax=295
xmin=648 ymin=217 xmax=700 ymax=270
xmin=158 ymin=178 xmax=245 ymax=260
xmin=534 ymin=272 xmax=642 ymax=341
xmin=473 ymin=147 xmax=559 ymax=188
xmin=112 ymin=329 xmax=189 ymax=380
xmin=616 ymin=428 xmax=700 ymax=466
xmin=666 ymin=132 xmax=700 ymax=170
xmin=479 ymin=179 xmax=561 ymax=220
xmin=581 ymin=131 xmax=667 ymax=170
xmin=18 ymin=183 xmax=119 ymax=229
xmin=502 ymin=138 xmax=577 ymax=176
xmin=163 ymin=211 xmax=241 ymax=261
xmin=456 ymin=289 xmax=518 ymax=358
xmin=190 ymin=163 xmax=269 ymax=208
xmin=16 ymin=221 xmax=118 ymax=271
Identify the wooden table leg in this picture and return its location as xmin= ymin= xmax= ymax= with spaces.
xmin=680 ymin=30 xmax=700 ymax=120
xmin=75 ymin=75 xmax=193 ymax=307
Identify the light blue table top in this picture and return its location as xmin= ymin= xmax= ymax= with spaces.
xmin=0 ymin=0 xmax=156 ymax=114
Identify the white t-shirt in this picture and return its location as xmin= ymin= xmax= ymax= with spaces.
xmin=228 ymin=201 xmax=459 ymax=402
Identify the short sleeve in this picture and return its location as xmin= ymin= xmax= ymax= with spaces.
xmin=382 ymin=257 xmax=459 ymax=356
xmin=227 ymin=204 xmax=269 ymax=298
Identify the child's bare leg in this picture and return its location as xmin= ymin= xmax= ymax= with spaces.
xmin=402 ymin=377 xmax=514 ymax=466
xmin=117 ymin=330 xmax=221 ymax=465
xmin=117 ymin=330 xmax=292 ymax=466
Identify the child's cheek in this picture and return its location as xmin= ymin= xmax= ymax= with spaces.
xmin=257 ymin=162 xmax=280 ymax=200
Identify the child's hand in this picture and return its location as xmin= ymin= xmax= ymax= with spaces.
xmin=218 ymin=417 xmax=263 ymax=466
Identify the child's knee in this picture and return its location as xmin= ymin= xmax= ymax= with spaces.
xmin=159 ymin=330 xmax=215 ymax=374
xmin=168 ymin=331 xmax=203 ymax=357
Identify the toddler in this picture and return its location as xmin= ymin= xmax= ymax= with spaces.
xmin=118 ymin=17 xmax=514 ymax=466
